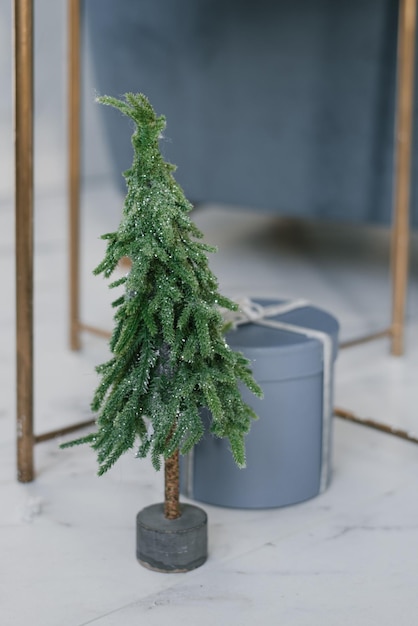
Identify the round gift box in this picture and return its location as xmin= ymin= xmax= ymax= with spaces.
xmin=180 ymin=300 xmax=339 ymax=509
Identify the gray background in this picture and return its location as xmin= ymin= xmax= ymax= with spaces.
xmin=0 ymin=0 xmax=112 ymax=202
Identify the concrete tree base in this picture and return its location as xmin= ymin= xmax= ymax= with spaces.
xmin=136 ymin=503 xmax=208 ymax=573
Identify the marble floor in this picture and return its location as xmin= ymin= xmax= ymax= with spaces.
xmin=1 ymin=182 xmax=418 ymax=625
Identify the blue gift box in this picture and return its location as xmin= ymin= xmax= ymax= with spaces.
xmin=180 ymin=299 xmax=339 ymax=509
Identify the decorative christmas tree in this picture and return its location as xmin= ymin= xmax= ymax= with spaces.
xmin=63 ymin=93 xmax=262 ymax=570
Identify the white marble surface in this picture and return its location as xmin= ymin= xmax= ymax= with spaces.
xmin=1 ymin=183 xmax=418 ymax=625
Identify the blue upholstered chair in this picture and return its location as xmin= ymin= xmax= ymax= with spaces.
xmin=85 ymin=0 xmax=418 ymax=227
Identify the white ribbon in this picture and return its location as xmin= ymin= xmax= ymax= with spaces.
xmin=184 ymin=298 xmax=334 ymax=499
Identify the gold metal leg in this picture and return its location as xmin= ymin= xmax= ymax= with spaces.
xmin=67 ymin=0 xmax=113 ymax=343
xmin=335 ymin=407 xmax=418 ymax=445
xmin=391 ymin=0 xmax=417 ymax=356
xmin=69 ymin=0 xmax=81 ymax=351
xmin=14 ymin=0 xmax=34 ymax=483
xmin=338 ymin=0 xmax=417 ymax=440
xmin=14 ymin=0 xmax=95 ymax=482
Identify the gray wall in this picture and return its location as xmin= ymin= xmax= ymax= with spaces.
xmin=0 ymin=0 xmax=111 ymax=202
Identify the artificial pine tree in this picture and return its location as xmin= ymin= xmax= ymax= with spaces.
xmin=63 ymin=93 xmax=262 ymax=570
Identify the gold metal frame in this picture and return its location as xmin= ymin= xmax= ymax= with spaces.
xmin=14 ymin=0 xmax=417 ymax=481
xmin=14 ymin=0 xmax=93 ymax=482
xmin=15 ymin=0 xmax=34 ymax=482
xmin=391 ymin=0 xmax=417 ymax=356
xmin=69 ymin=0 xmax=81 ymax=352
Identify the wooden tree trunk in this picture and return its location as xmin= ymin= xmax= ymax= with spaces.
xmin=164 ymin=449 xmax=181 ymax=520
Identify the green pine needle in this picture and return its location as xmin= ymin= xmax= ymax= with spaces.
xmin=60 ymin=93 xmax=263 ymax=475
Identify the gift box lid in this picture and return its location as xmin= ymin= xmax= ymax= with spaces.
xmin=226 ymin=299 xmax=339 ymax=383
